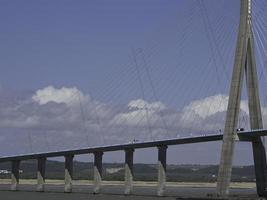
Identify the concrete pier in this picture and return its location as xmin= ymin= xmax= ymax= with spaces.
xmin=217 ymin=0 xmax=267 ymax=198
xmin=36 ymin=158 xmax=46 ymax=192
xmin=157 ymin=145 xmax=167 ymax=196
xmin=11 ymin=160 xmax=20 ymax=191
xmin=246 ymin=23 xmax=267 ymax=197
xmin=217 ymin=0 xmax=254 ymax=197
xmin=93 ymin=152 xmax=103 ymax=194
xmin=124 ymin=149 xmax=134 ymax=195
xmin=64 ymin=155 xmax=74 ymax=193
xmin=252 ymin=138 xmax=267 ymax=197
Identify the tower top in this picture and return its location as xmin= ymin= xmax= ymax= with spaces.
xmin=247 ymin=0 xmax=252 ymax=30
xmin=248 ymin=0 xmax=252 ymax=15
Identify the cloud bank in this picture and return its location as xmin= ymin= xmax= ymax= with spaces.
xmin=0 ymin=86 xmax=265 ymax=164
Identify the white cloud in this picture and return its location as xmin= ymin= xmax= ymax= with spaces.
xmin=183 ymin=94 xmax=228 ymax=119
xmin=110 ymin=99 xmax=167 ymax=126
xmin=32 ymin=86 xmax=89 ymax=106
xmin=182 ymin=94 xmax=249 ymax=119
xmin=128 ymin=99 xmax=166 ymax=111
xmin=111 ymin=109 xmax=153 ymax=126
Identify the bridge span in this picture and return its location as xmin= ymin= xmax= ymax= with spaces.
xmin=1 ymin=0 xmax=267 ymax=199
xmin=0 ymin=129 xmax=266 ymax=197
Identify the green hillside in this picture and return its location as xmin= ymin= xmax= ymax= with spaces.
xmin=0 ymin=160 xmax=256 ymax=182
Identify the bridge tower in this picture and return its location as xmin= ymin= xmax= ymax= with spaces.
xmin=217 ymin=0 xmax=267 ymax=197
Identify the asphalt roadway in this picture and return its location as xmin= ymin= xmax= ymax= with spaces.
xmin=0 ymin=184 xmax=262 ymax=200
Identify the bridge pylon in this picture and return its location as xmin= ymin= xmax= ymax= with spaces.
xmin=217 ymin=0 xmax=267 ymax=197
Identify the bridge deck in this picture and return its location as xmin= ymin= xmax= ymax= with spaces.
xmin=0 ymin=129 xmax=266 ymax=162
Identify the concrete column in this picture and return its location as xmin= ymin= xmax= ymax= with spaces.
xmin=124 ymin=149 xmax=134 ymax=195
xmin=157 ymin=145 xmax=167 ymax=196
xmin=64 ymin=155 xmax=74 ymax=193
xmin=11 ymin=160 xmax=20 ymax=191
xmin=36 ymin=157 xmax=46 ymax=192
xmin=93 ymin=152 xmax=103 ymax=194
xmin=246 ymin=27 xmax=267 ymax=197
xmin=217 ymin=0 xmax=250 ymax=197
xmin=252 ymin=138 xmax=267 ymax=197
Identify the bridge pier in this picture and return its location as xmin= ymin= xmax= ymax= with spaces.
xmin=11 ymin=160 xmax=20 ymax=191
xmin=93 ymin=152 xmax=103 ymax=194
xmin=64 ymin=155 xmax=74 ymax=193
xmin=252 ymin=138 xmax=267 ymax=197
xmin=36 ymin=157 xmax=46 ymax=192
xmin=216 ymin=0 xmax=264 ymax=197
xmin=124 ymin=149 xmax=134 ymax=195
xmin=157 ymin=145 xmax=167 ymax=196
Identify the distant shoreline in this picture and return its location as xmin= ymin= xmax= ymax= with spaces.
xmin=0 ymin=179 xmax=256 ymax=189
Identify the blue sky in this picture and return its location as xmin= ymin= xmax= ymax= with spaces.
xmin=0 ymin=0 xmax=182 ymax=91
xmin=0 ymin=0 xmax=238 ymax=101
xmin=0 ymin=0 xmax=267 ymax=164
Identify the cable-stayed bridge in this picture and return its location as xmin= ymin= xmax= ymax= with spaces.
xmin=1 ymin=0 xmax=267 ymax=199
